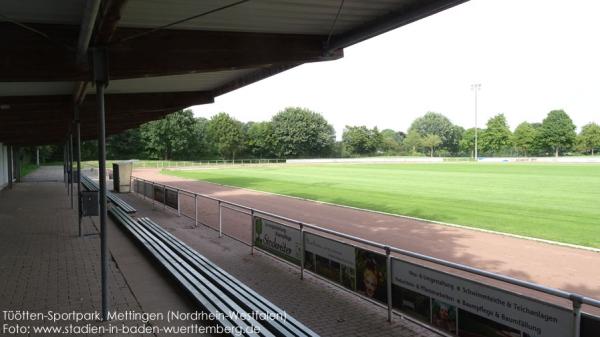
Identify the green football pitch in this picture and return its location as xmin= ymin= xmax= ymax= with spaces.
xmin=163 ymin=163 xmax=600 ymax=248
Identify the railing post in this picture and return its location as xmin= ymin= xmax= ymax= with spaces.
xmin=300 ymin=223 xmax=305 ymax=280
xmin=151 ymin=182 xmax=155 ymax=208
xmin=385 ymin=246 xmax=393 ymax=323
xmin=177 ymin=189 xmax=181 ymax=216
xmin=163 ymin=185 xmax=166 ymax=210
xmin=250 ymin=209 xmax=255 ymax=255
xmin=571 ymin=294 xmax=583 ymax=337
xmin=194 ymin=194 xmax=198 ymax=228
xmin=218 ymin=200 xmax=222 ymax=238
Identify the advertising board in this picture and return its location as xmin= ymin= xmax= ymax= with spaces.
xmin=254 ymin=217 xmax=301 ymax=265
xmin=392 ymin=258 xmax=573 ymax=337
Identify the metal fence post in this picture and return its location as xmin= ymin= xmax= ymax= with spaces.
xmin=194 ymin=194 xmax=198 ymax=228
xmin=571 ymin=294 xmax=583 ymax=337
xmin=151 ymin=182 xmax=155 ymax=208
xmin=385 ymin=246 xmax=393 ymax=323
xmin=300 ymin=223 xmax=305 ymax=280
xmin=177 ymin=189 xmax=181 ymax=216
xmin=218 ymin=201 xmax=222 ymax=238
xmin=250 ymin=209 xmax=255 ymax=255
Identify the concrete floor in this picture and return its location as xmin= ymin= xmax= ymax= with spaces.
xmin=0 ymin=167 xmax=205 ymax=337
xmin=0 ymin=166 xmax=440 ymax=337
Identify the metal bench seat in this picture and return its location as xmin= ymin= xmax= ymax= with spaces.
xmin=81 ymin=175 xmax=136 ymax=213
xmin=138 ymin=217 xmax=319 ymax=337
xmin=108 ymin=207 xmax=318 ymax=337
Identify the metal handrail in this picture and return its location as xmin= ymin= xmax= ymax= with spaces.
xmin=221 ymin=202 xmax=251 ymax=215
xmin=131 ymin=176 xmax=600 ymax=316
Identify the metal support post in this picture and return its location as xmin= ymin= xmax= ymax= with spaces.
xmin=300 ymin=223 xmax=305 ymax=280
xmin=194 ymin=194 xmax=198 ymax=228
xmin=250 ymin=209 xmax=255 ymax=255
xmin=151 ymin=182 xmax=155 ymax=208
xmin=75 ymin=112 xmax=82 ymax=237
xmin=385 ymin=246 xmax=393 ymax=323
xmin=7 ymin=145 xmax=13 ymax=189
xmin=14 ymin=146 xmax=21 ymax=183
xmin=63 ymin=143 xmax=67 ymax=188
xmin=69 ymin=131 xmax=74 ymax=209
xmin=571 ymin=294 xmax=583 ymax=337
xmin=218 ymin=201 xmax=222 ymax=238
xmin=163 ymin=185 xmax=166 ymax=210
xmin=177 ymin=189 xmax=181 ymax=216
xmin=93 ymin=47 xmax=109 ymax=321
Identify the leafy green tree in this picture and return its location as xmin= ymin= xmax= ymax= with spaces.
xmin=192 ymin=117 xmax=210 ymax=158
xmin=107 ymin=129 xmax=143 ymax=159
xmin=450 ymin=125 xmax=465 ymax=154
xmin=480 ymin=114 xmax=512 ymax=155
xmin=342 ymin=125 xmax=382 ymax=155
xmin=459 ymin=128 xmax=482 ymax=158
xmin=270 ymin=107 xmax=335 ymax=158
xmin=538 ymin=110 xmax=577 ymax=157
xmin=206 ymin=112 xmax=244 ymax=159
xmin=577 ymin=122 xmax=600 ymax=155
xmin=422 ymin=134 xmax=442 ymax=157
xmin=37 ymin=145 xmax=62 ymax=163
xmin=380 ymin=129 xmax=404 ymax=153
xmin=331 ymin=141 xmax=346 ymax=158
xmin=402 ymin=130 xmax=422 ymax=155
xmin=80 ymin=140 xmax=98 ymax=161
xmin=246 ymin=121 xmax=275 ymax=158
xmin=513 ymin=122 xmax=537 ymax=156
xmin=408 ymin=112 xmax=462 ymax=154
xmin=140 ymin=109 xmax=199 ymax=160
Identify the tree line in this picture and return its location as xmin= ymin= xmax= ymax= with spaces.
xmin=35 ymin=107 xmax=600 ymax=162
xmin=344 ymin=110 xmax=599 ymax=158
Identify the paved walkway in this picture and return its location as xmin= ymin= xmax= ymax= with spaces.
xmin=0 ymin=178 xmax=149 ymax=336
xmin=119 ymin=191 xmax=438 ymax=337
xmin=133 ymin=168 xmax=600 ymax=316
xmin=22 ymin=164 xmax=65 ymax=182
xmin=0 ymin=167 xmax=208 ymax=336
xmin=3 ymin=166 xmax=439 ymax=336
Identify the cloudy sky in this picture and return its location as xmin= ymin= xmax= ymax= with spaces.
xmin=191 ymin=0 xmax=600 ymax=138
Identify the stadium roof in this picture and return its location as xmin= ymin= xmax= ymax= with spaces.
xmin=0 ymin=0 xmax=467 ymax=145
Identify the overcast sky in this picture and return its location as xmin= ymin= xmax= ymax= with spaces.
xmin=191 ymin=0 xmax=600 ymax=138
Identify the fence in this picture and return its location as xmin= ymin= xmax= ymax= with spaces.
xmin=133 ymin=159 xmax=286 ymax=169
xmin=130 ymin=176 xmax=600 ymax=337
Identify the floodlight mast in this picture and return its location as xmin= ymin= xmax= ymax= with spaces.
xmin=471 ymin=83 xmax=481 ymax=160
